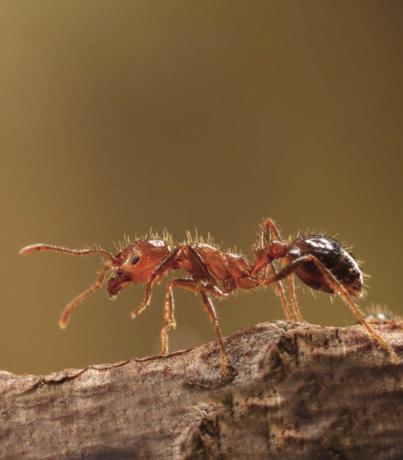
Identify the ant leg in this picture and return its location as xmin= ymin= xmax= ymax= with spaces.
xmin=200 ymin=291 xmax=229 ymax=376
xmin=130 ymin=249 xmax=182 ymax=320
xmin=58 ymin=265 xmax=109 ymax=329
xmin=262 ymin=218 xmax=303 ymax=322
xmin=256 ymin=218 xmax=296 ymax=321
xmin=130 ymin=248 xmax=184 ymax=320
xmin=266 ymin=263 xmax=292 ymax=320
xmin=177 ymin=279 xmax=229 ymax=299
xmin=260 ymin=218 xmax=278 ymax=245
xmin=160 ymin=278 xmax=229 ymax=355
xmin=160 ymin=277 xmax=228 ymax=355
xmin=148 ymin=241 xmax=226 ymax=314
xmin=160 ymin=281 xmax=177 ymax=355
xmin=287 ymin=275 xmax=303 ymax=322
xmin=158 ymin=278 xmax=229 ymax=372
xmin=264 ymin=255 xmax=399 ymax=363
xmin=129 ymin=248 xmax=182 ymax=320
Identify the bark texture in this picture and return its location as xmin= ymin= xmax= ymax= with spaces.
xmin=1 ymin=321 xmax=402 ymax=460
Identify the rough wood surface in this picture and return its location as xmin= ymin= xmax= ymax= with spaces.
xmin=1 ymin=321 xmax=402 ymax=460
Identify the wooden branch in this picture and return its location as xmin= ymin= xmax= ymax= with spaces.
xmin=1 ymin=321 xmax=402 ymax=459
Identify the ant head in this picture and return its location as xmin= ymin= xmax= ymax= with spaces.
xmin=107 ymin=239 xmax=171 ymax=297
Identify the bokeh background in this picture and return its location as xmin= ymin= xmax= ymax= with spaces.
xmin=1 ymin=1 xmax=402 ymax=375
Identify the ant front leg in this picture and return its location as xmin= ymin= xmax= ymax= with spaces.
xmin=264 ymin=254 xmax=399 ymax=363
xmin=129 ymin=248 xmax=182 ymax=320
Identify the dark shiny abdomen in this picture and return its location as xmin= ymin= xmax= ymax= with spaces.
xmin=288 ymin=235 xmax=363 ymax=295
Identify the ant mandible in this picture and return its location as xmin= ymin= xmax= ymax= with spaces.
xmin=19 ymin=218 xmax=398 ymax=375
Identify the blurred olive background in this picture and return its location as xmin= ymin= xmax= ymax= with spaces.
xmin=1 ymin=1 xmax=402 ymax=375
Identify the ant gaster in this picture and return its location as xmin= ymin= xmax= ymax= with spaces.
xmin=19 ymin=218 xmax=398 ymax=375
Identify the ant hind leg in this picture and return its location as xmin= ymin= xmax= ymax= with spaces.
xmin=287 ymin=274 xmax=304 ymax=322
xmin=264 ymin=255 xmax=399 ymax=363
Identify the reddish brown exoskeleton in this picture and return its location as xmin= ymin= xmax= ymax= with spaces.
xmin=19 ymin=219 xmax=398 ymax=375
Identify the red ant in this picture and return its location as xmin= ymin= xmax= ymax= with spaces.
xmin=19 ymin=219 xmax=398 ymax=375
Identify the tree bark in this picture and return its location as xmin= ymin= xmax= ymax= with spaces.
xmin=1 ymin=321 xmax=402 ymax=460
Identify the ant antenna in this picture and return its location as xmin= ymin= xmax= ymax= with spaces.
xmin=19 ymin=243 xmax=115 ymax=263
xmin=19 ymin=243 xmax=114 ymax=329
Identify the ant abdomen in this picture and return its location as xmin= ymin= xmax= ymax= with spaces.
xmin=288 ymin=235 xmax=364 ymax=296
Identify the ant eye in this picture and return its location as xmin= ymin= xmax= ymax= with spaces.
xmin=131 ymin=255 xmax=140 ymax=265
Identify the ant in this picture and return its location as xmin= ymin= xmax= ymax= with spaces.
xmin=19 ymin=218 xmax=398 ymax=375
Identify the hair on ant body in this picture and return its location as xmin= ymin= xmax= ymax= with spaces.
xmin=20 ymin=218 xmax=398 ymax=375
